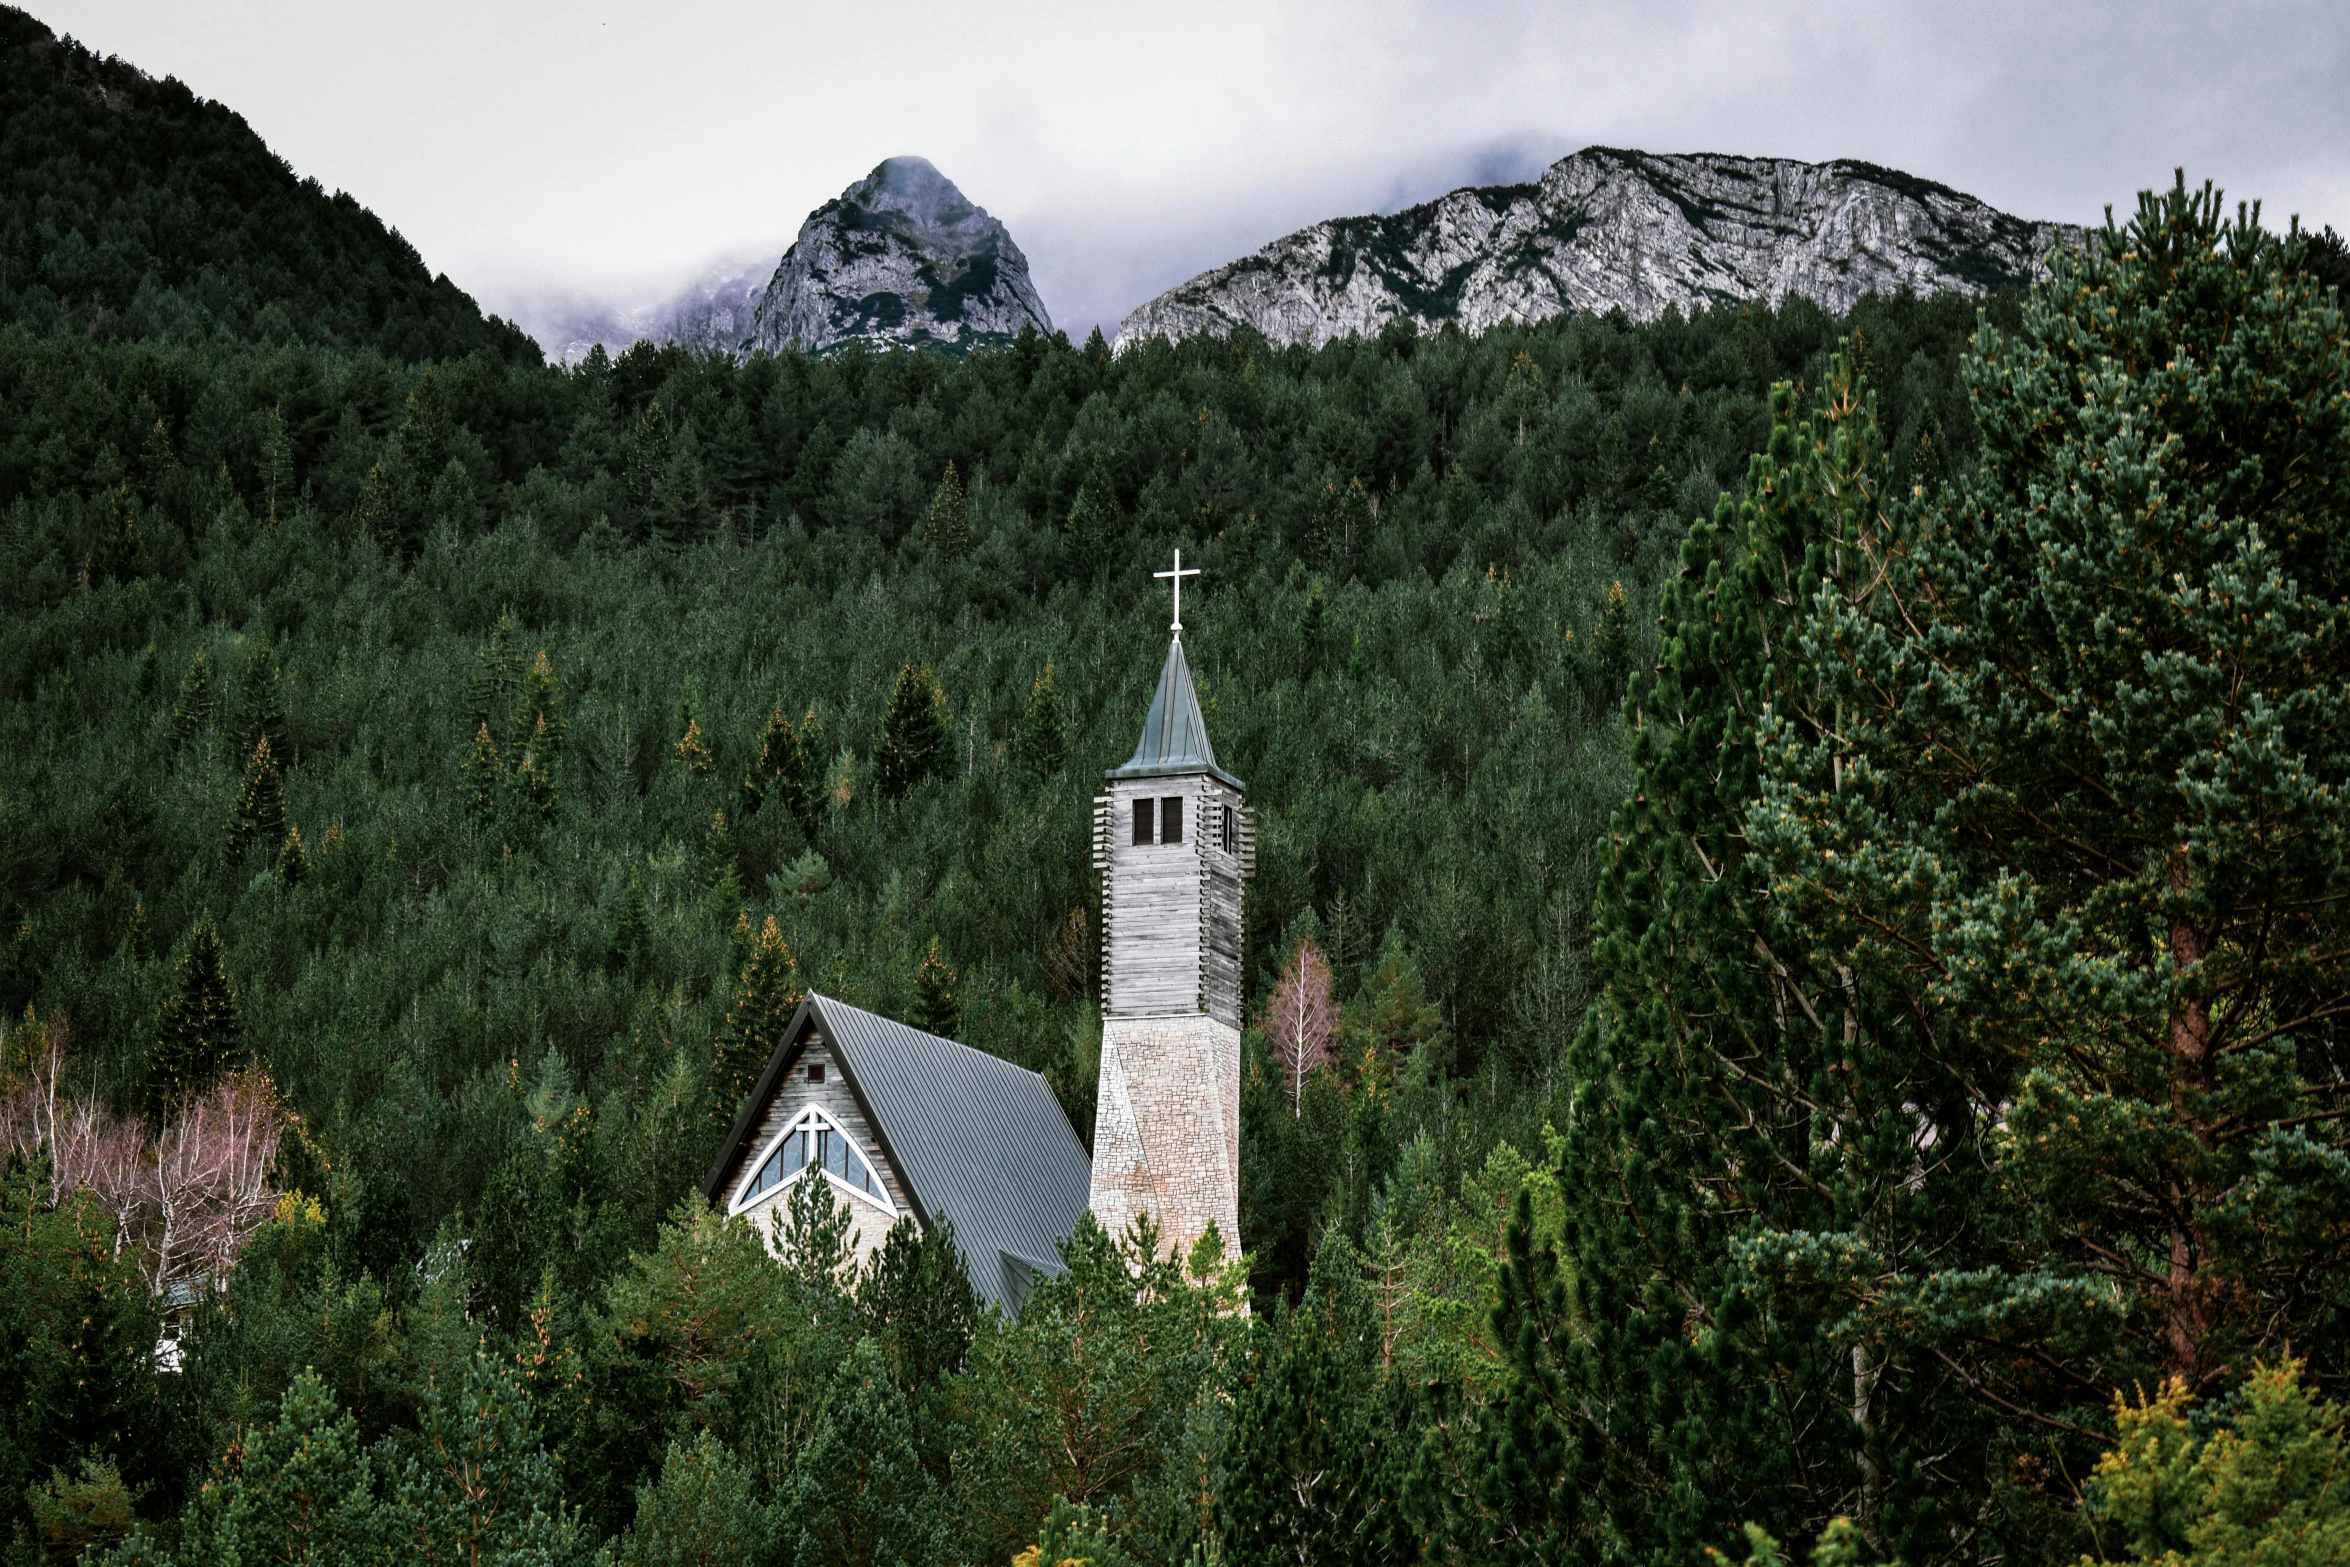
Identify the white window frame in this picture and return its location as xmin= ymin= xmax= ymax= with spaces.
xmin=729 ymin=1104 xmax=896 ymax=1218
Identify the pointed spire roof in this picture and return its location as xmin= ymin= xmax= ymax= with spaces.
xmin=1109 ymin=637 xmax=1244 ymax=790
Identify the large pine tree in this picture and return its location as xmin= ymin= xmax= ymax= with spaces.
xmin=1751 ymin=176 xmax=2350 ymax=1459
xmin=877 ymin=664 xmax=948 ymax=800
xmin=151 ymin=912 xmax=243 ymax=1106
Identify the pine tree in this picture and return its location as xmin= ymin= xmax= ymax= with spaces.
xmin=610 ymin=868 xmax=651 ymax=973
xmin=711 ymin=915 xmax=799 ymax=1128
xmin=1543 ymin=350 xmax=1928 ymax=1560
xmin=512 ymin=649 xmax=563 ymax=755
xmin=1014 ymin=661 xmax=1067 ymax=779
xmin=229 ymin=735 xmax=288 ymax=859
xmin=1064 ymin=462 xmax=1120 ymax=555
xmin=468 ymin=609 xmax=521 ymax=740
xmin=351 ymin=462 xmax=394 ymax=537
xmin=1751 ymin=178 xmax=2350 ymax=1419
xmin=788 ymin=1339 xmax=947 ymax=1567
xmin=152 ymin=912 xmax=241 ymax=1105
xmin=746 ymin=704 xmax=825 ymax=835
xmin=170 ymin=649 xmax=215 ymax=743
xmin=859 ymin=1216 xmax=979 ymax=1401
xmin=232 ymin=631 xmax=289 ymax=759
xmin=1589 ymin=577 xmax=1630 ymax=700
xmin=877 ymin=664 xmax=947 ymax=800
xmin=614 ymin=1431 xmax=776 ymax=1567
xmin=742 ymin=705 xmax=792 ymax=816
xmin=388 ymin=1353 xmax=589 ymax=1565
xmin=1352 ymin=924 xmax=1443 ymax=1077
xmin=923 ymin=461 xmax=970 ymax=556
xmin=624 ymin=401 xmax=673 ymax=542
xmin=2079 ymin=1359 xmax=2350 ymax=1564
xmin=1216 ymin=1266 xmax=1386 ymax=1563
xmin=674 ymin=717 xmax=714 ymax=779
xmin=275 ymin=823 xmax=308 ymax=885
xmin=910 ymin=938 xmax=958 ymax=1038
xmin=785 ymin=708 xmax=828 ymax=835
xmin=462 ymin=721 xmax=504 ymax=826
xmin=260 ymin=404 xmax=292 ymax=531
xmin=180 ymin=1372 xmax=386 ymax=1565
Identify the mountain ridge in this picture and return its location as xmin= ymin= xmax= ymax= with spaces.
xmin=1117 ymin=146 xmax=2082 ymax=351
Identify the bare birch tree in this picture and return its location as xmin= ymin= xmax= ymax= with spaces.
xmin=1259 ymin=936 xmax=1340 ymax=1114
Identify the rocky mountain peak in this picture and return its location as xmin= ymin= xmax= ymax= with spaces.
xmin=1117 ymin=147 xmax=2083 ymax=351
xmin=749 ymin=156 xmax=1052 ymax=355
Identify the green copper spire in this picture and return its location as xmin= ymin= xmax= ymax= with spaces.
xmin=1112 ymin=549 xmax=1242 ymax=787
xmin=1110 ymin=636 xmax=1242 ymax=787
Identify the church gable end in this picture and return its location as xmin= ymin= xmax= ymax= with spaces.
xmin=710 ymin=1023 xmax=915 ymax=1271
xmin=703 ymin=993 xmax=1094 ymax=1314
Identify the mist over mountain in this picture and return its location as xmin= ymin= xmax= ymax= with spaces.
xmin=1117 ymin=146 xmax=2082 ymax=350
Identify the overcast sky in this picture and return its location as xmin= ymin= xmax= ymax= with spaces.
xmin=34 ymin=0 xmax=2350 ymax=341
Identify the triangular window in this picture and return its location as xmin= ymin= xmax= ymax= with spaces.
xmin=731 ymin=1105 xmax=893 ymax=1214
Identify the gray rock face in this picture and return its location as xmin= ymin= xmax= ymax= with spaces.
xmin=1117 ymin=148 xmax=2081 ymax=351
xmin=749 ymin=156 xmax=1053 ymax=355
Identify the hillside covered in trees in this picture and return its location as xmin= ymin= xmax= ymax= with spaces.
xmin=0 ymin=8 xmax=534 ymax=363
xmin=2 ymin=59 xmax=2348 ymax=1560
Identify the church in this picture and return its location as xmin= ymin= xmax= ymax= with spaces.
xmin=701 ymin=555 xmax=1252 ymax=1310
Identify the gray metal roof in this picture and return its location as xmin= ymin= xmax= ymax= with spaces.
xmin=704 ymin=993 xmax=1093 ymax=1313
xmin=1107 ymin=637 xmax=1244 ymax=790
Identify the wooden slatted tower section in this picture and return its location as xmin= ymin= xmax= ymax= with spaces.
xmin=1088 ymin=551 xmax=1252 ymax=1263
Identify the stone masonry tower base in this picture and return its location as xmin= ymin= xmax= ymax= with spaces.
xmin=1089 ymin=1015 xmax=1240 ymax=1265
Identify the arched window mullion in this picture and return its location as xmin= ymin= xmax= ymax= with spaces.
xmin=731 ymin=1104 xmax=893 ymax=1216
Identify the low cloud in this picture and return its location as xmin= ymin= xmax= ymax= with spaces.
xmin=41 ymin=0 xmax=2349 ymax=342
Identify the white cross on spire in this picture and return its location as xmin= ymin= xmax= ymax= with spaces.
xmin=1154 ymin=548 xmax=1201 ymax=639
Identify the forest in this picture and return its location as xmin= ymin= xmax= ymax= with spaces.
xmin=3 ymin=12 xmax=2349 ymax=1552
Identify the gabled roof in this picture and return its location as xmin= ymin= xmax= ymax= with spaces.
xmin=703 ymin=992 xmax=1092 ymax=1313
xmin=1107 ymin=636 xmax=1244 ymax=790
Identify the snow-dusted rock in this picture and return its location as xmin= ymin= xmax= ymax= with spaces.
xmin=749 ymin=156 xmax=1052 ymax=355
xmin=1117 ymin=148 xmax=2082 ymax=351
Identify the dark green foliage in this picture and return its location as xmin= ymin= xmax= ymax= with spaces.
xmin=859 ymin=1215 xmax=979 ymax=1480
xmin=612 ymin=1431 xmax=775 ymax=1567
xmin=1014 ymin=660 xmax=1067 ymax=779
xmin=877 ymin=663 xmax=948 ymax=800
xmin=710 ymin=915 xmax=799 ymax=1127
xmin=951 ymin=1215 xmax=1247 ymax=1565
xmin=925 ymin=460 xmax=971 ymax=556
xmin=168 ymin=651 xmax=214 ymax=743
xmin=149 ymin=912 xmax=241 ymax=1104
xmin=230 ymin=735 xmax=288 ymax=860
xmin=0 ymin=9 xmax=533 ymax=363
xmin=1749 ymin=170 xmax=2350 ymax=1493
xmin=743 ymin=705 xmax=825 ymax=838
xmin=788 ymin=1338 xmax=947 ymax=1567
xmin=0 ymin=1149 xmax=161 ymax=1563
xmin=1216 ymin=1246 xmax=1393 ymax=1564
xmin=164 ymin=1371 xmax=385 ymax=1566
xmin=385 ymin=1352 xmax=591 ymax=1564
xmin=1065 ymin=460 xmax=1120 ymax=557
xmin=0 ymin=178 xmax=2035 ymax=1559
xmin=910 ymin=937 xmax=959 ymax=1038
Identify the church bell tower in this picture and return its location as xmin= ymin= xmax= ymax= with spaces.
xmin=1089 ymin=551 xmax=1251 ymax=1263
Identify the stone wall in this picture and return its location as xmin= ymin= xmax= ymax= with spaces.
xmin=1088 ymin=1014 xmax=1240 ymax=1264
